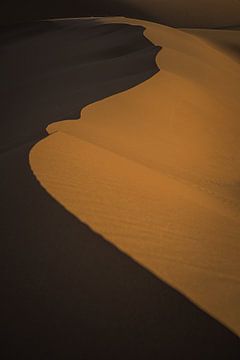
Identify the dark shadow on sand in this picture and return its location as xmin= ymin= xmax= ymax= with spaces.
xmin=0 ymin=20 xmax=239 ymax=359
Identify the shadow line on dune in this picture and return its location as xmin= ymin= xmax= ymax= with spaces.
xmin=0 ymin=19 xmax=239 ymax=359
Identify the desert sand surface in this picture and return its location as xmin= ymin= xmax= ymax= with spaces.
xmin=1 ymin=18 xmax=240 ymax=359
xmin=184 ymin=28 xmax=240 ymax=62
xmin=31 ymin=18 xmax=240 ymax=336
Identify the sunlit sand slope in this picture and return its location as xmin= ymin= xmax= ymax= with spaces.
xmin=30 ymin=18 xmax=240 ymax=334
xmin=184 ymin=28 xmax=240 ymax=62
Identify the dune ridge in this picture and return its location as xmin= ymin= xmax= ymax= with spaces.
xmin=1 ymin=18 xmax=240 ymax=358
xmin=30 ymin=17 xmax=240 ymax=335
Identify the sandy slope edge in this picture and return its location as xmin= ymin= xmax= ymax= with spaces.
xmin=30 ymin=17 xmax=240 ymax=334
xmin=183 ymin=28 xmax=240 ymax=62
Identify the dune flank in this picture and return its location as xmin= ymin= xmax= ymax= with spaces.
xmin=1 ymin=18 xmax=240 ymax=358
xmin=184 ymin=28 xmax=240 ymax=62
xmin=30 ymin=17 xmax=240 ymax=336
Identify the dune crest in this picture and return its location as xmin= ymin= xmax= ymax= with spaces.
xmin=30 ymin=17 xmax=240 ymax=335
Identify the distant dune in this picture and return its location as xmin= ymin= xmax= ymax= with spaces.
xmin=119 ymin=0 xmax=240 ymax=27
xmin=31 ymin=17 xmax=240 ymax=336
xmin=184 ymin=28 xmax=240 ymax=62
xmin=1 ymin=0 xmax=240 ymax=27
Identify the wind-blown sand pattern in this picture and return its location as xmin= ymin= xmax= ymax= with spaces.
xmin=30 ymin=17 xmax=240 ymax=335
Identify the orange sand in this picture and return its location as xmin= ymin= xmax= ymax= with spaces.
xmin=184 ymin=28 xmax=240 ymax=62
xmin=30 ymin=18 xmax=240 ymax=334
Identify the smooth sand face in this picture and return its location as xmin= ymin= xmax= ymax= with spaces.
xmin=183 ymin=28 xmax=240 ymax=62
xmin=30 ymin=18 xmax=240 ymax=334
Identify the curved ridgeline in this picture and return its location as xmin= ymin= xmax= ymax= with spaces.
xmin=0 ymin=19 xmax=239 ymax=359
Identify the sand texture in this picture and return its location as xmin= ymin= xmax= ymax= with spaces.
xmin=1 ymin=18 xmax=240 ymax=358
xmin=30 ymin=18 xmax=240 ymax=335
xmin=184 ymin=28 xmax=240 ymax=62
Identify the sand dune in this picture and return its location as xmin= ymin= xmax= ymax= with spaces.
xmin=119 ymin=0 xmax=240 ymax=27
xmin=0 ymin=21 xmax=167 ymax=359
xmin=2 ymin=18 xmax=240 ymax=358
xmin=184 ymin=28 xmax=240 ymax=62
xmin=31 ymin=18 xmax=240 ymax=335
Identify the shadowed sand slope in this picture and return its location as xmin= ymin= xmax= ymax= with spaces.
xmin=1 ymin=19 xmax=240 ymax=359
xmin=31 ymin=18 xmax=240 ymax=336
